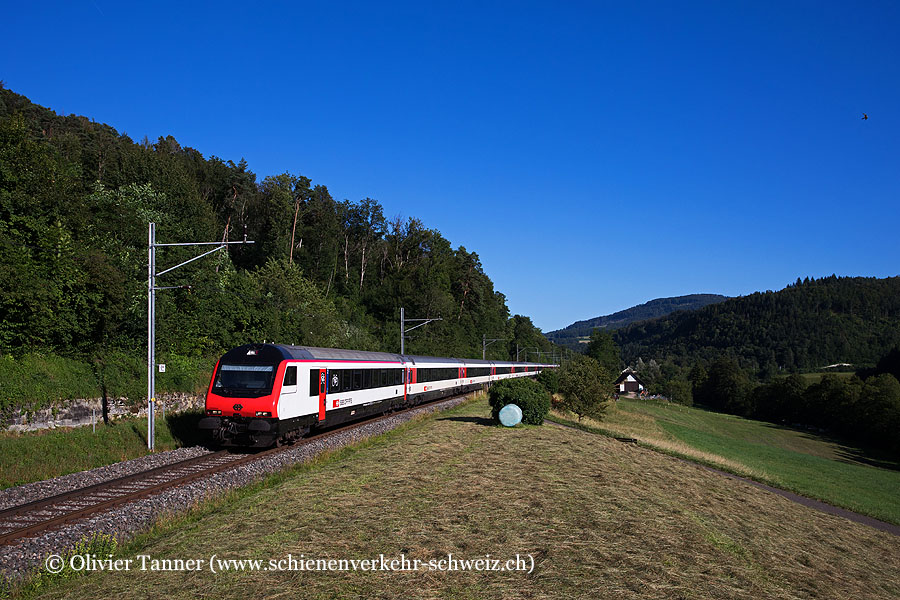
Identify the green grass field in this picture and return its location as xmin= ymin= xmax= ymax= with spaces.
xmin=10 ymin=396 xmax=899 ymax=599
xmin=778 ymin=371 xmax=856 ymax=383
xmin=551 ymin=398 xmax=900 ymax=524
xmin=0 ymin=412 xmax=206 ymax=489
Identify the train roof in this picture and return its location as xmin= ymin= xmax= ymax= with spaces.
xmin=221 ymin=344 xmax=548 ymax=367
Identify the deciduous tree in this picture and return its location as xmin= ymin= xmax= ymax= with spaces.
xmin=558 ymin=356 xmax=612 ymax=422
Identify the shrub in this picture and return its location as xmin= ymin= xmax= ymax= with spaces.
xmin=488 ymin=378 xmax=551 ymax=425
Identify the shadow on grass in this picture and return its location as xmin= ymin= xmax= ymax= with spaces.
xmin=165 ymin=410 xmax=209 ymax=447
xmin=129 ymin=422 xmax=147 ymax=447
xmin=759 ymin=421 xmax=900 ymax=472
xmin=834 ymin=446 xmax=900 ymax=471
xmin=437 ymin=416 xmax=496 ymax=427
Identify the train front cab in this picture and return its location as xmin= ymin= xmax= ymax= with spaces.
xmin=199 ymin=345 xmax=294 ymax=447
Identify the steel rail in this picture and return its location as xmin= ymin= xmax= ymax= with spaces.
xmin=0 ymin=392 xmax=472 ymax=546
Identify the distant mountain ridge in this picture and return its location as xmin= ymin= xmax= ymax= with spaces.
xmin=547 ymin=294 xmax=728 ymax=349
xmin=613 ymin=276 xmax=900 ymax=371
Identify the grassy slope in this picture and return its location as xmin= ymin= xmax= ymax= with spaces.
xmin=553 ymin=398 xmax=900 ymax=524
xmin=0 ymin=412 xmax=205 ymax=488
xmin=19 ymin=398 xmax=900 ymax=600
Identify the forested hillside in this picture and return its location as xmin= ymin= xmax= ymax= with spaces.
xmin=614 ymin=276 xmax=900 ymax=372
xmin=0 ymin=86 xmax=553 ymax=411
xmin=547 ymin=294 xmax=727 ymax=349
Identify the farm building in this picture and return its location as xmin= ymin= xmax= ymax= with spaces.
xmin=614 ymin=368 xmax=645 ymax=394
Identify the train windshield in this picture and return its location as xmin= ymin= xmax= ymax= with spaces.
xmin=212 ymin=364 xmax=276 ymax=397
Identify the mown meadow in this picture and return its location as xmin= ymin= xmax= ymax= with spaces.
xmin=9 ymin=397 xmax=899 ymax=599
xmin=552 ymin=397 xmax=900 ymax=524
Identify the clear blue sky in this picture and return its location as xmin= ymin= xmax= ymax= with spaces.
xmin=3 ymin=1 xmax=899 ymax=332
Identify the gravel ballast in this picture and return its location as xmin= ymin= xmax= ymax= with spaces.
xmin=0 ymin=395 xmax=472 ymax=580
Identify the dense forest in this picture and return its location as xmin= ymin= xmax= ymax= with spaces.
xmin=614 ymin=276 xmax=900 ymax=372
xmin=0 ymin=86 xmax=554 ymax=412
xmin=547 ymin=294 xmax=727 ymax=349
xmin=688 ymin=350 xmax=900 ymax=453
xmin=599 ymin=279 xmax=900 ymax=453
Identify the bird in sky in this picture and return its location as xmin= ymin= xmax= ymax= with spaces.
xmin=862 ymin=113 xmax=868 ymax=120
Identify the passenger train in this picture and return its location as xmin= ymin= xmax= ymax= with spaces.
xmin=198 ymin=343 xmax=554 ymax=447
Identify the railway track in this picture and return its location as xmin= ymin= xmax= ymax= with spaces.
xmin=0 ymin=394 xmax=468 ymax=547
xmin=0 ymin=450 xmax=247 ymax=546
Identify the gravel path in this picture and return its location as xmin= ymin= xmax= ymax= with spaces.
xmin=0 ymin=395 xmax=470 ymax=580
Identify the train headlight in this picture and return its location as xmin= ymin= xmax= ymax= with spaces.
xmin=207 ymin=409 xmax=222 ymax=415
xmin=255 ymin=411 xmax=272 ymax=417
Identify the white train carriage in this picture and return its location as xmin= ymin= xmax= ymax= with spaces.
xmin=199 ymin=343 xmax=553 ymax=447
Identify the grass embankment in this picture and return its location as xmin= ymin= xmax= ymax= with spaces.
xmin=14 ymin=397 xmax=900 ymax=600
xmin=0 ymin=351 xmax=212 ymax=418
xmin=0 ymin=412 xmax=206 ymax=489
xmin=551 ymin=398 xmax=900 ymax=524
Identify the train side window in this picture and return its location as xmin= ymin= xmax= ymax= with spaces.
xmin=352 ymin=369 xmax=362 ymax=390
xmin=310 ymin=369 xmax=319 ymax=396
xmin=340 ymin=370 xmax=350 ymax=392
xmin=363 ymin=369 xmax=372 ymax=389
xmin=283 ymin=366 xmax=297 ymax=386
xmin=328 ymin=370 xmax=341 ymax=393
xmin=379 ymin=370 xmax=387 ymax=387
xmin=395 ymin=369 xmax=402 ymax=385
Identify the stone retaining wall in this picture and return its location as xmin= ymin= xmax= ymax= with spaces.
xmin=3 ymin=393 xmax=205 ymax=432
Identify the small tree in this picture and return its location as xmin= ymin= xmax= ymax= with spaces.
xmin=558 ymin=356 xmax=612 ymax=422
xmin=662 ymin=377 xmax=693 ymax=405
xmin=488 ymin=378 xmax=551 ymax=425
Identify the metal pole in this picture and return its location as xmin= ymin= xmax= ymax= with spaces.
xmin=482 ymin=334 xmax=504 ymax=360
xmin=147 ymin=222 xmax=156 ymax=451
xmin=145 ymin=222 xmax=253 ymax=452
xmin=399 ymin=308 xmax=440 ymax=354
